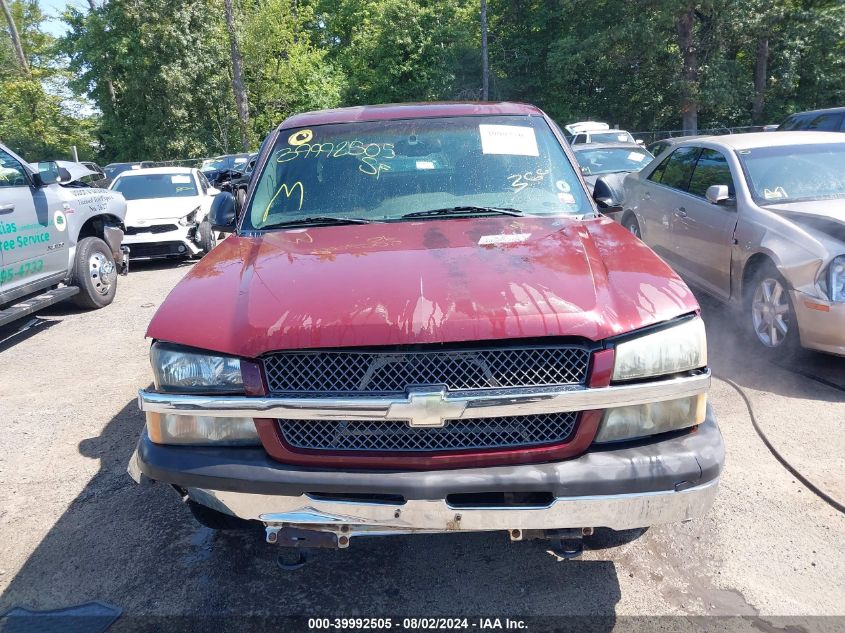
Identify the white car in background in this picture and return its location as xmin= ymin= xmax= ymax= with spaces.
xmin=565 ymin=121 xmax=641 ymax=145
xmin=109 ymin=167 xmax=219 ymax=259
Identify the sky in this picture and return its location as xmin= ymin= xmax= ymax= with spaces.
xmin=38 ymin=0 xmax=80 ymax=37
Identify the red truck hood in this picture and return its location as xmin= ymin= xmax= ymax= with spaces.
xmin=147 ymin=215 xmax=698 ymax=358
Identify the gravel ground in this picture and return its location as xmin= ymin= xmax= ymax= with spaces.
xmin=0 ymin=260 xmax=843 ymax=630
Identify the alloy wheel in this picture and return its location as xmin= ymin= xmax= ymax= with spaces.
xmin=751 ymin=277 xmax=790 ymax=348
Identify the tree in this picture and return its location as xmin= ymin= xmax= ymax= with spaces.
xmin=0 ymin=0 xmax=30 ymax=77
xmin=480 ymin=0 xmax=489 ymax=100
xmin=224 ymin=0 xmax=251 ymax=150
xmin=62 ymin=0 xmax=239 ymax=160
xmin=0 ymin=1 xmax=97 ymax=159
xmin=239 ymin=0 xmax=343 ymax=135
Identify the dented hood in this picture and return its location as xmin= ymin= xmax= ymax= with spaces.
xmin=147 ymin=215 xmax=698 ymax=357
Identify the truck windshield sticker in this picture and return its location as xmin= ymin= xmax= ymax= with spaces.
xmin=171 ymin=175 xmax=192 ymax=184
xmin=478 ymin=233 xmax=531 ymax=245
xmin=479 ymin=125 xmax=539 ymax=157
xmin=289 ymin=129 xmax=313 ymax=146
xmin=763 ymin=186 xmax=788 ymax=200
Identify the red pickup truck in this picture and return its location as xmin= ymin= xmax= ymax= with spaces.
xmin=129 ymin=102 xmax=723 ymax=555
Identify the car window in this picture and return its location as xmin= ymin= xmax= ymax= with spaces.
xmin=737 ymin=142 xmax=845 ymax=204
xmin=247 ymin=115 xmax=591 ymax=229
xmin=111 ymin=173 xmax=199 ymax=199
xmin=588 ymin=131 xmax=636 ymax=144
xmin=0 ymin=149 xmax=29 ymax=188
xmin=806 ymin=114 xmax=842 ymax=131
xmin=574 ymin=148 xmax=652 ymax=175
xmin=653 ymin=146 xmax=701 ymax=191
xmin=688 ymin=149 xmax=735 ymax=198
xmin=647 ymin=154 xmax=670 ymax=182
xmin=573 ymin=134 xmax=586 ymax=144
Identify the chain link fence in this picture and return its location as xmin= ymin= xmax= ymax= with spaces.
xmin=629 ymin=125 xmax=769 ymax=146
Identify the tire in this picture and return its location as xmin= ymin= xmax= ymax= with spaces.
xmin=622 ymin=214 xmax=642 ymax=239
xmin=745 ymin=262 xmax=801 ymax=356
xmin=186 ymin=500 xmax=256 ymax=531
xmin=196 ymin=219 xmax=217 ymax=255
xmin=70 ymin=237 xmax=118 ymax=309
xmin=236 ymin=187 xmax=246 ymax=213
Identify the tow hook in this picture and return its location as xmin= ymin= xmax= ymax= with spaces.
xmin=511 ymin=527 xmax=592 ymax=560
xmin=266 ymin=525 xmax=344 ymax=570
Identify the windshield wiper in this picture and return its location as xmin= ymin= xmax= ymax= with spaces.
xmin=261 ymin=216 xmax=373 ymax=229
xmin=401 ymin=206 xmax=524 ymax=220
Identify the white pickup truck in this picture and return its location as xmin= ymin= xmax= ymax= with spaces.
xmin=0 ymin=142 xmax=128 ymax=326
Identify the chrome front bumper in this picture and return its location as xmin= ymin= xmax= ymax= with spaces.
xmin=183 ymin=479 xmax=720 ymax=538
xmin=137 ymin=370 xmax=711 ymax=422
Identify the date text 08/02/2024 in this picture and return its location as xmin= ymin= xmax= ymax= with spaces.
xmin=307 ymin=618 xmax=528 ymax=630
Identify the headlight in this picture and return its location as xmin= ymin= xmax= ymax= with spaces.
xmin=830 ymin=255 xmax=845 ymax=302
xmin=150 ymin=343 xmax=243 ymax=393
xmin=612 ymin=317 xmax=707 ymax=381
xmin=146 ymin=412 xmax=259 ymax=446
xmin=178 ymin=207 xmax=200 ymax=226
xmin=594 ymin=394 xmax=707 ymax=443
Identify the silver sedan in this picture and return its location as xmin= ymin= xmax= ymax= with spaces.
xmin=618 ymin=131 xmax=845 ymax=356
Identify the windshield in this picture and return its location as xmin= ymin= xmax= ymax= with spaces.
xmin=111 ymin=173 xmax=198 ymax=200
xmin=245 ymin=115 xmax=589 ymax=230
xmin=575 ymin=148 xmax=652 ymax=175
xmin=201 ymin=157 xmax=230 ymax=171
xmin=104 ymin=164 xmax=135 ymax=179
xmin=738 ymin=143 xmax=845 ymax=204
xmin=589 ymin=131 xmax=636 ymax=144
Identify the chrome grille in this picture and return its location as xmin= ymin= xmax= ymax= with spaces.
xmin=278 ymin=412 xmax=578 ymax=452
xmin=263 ymin=346 xmax=591 ymax=395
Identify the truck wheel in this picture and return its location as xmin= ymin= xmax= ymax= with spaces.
xmin=196 ymin=219 xmax=217 ymax=255
xmin=186 ymin=500 xmax=256 ymax=531
xmin=746 ymin=262 xmax=800 ymax=356
xmin=70 ymin=237 xmax=118 ymax=309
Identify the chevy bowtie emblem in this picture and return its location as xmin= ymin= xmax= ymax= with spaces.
xmin=386 ymin=389 xmax=466 ymax=428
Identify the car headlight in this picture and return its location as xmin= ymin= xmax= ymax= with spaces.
xmin=150 ymin=342 xmax=243 ymax=393
xmin=829 ymin=255 xmax=845 ymax=302
xmin=178 ymin=207 xmax=200 ymax=226
xmin=612 ymin=317 xmax=707 ymax=381
xmin=146 ymin=412 xmax=259 ymax=446
xmin=594 ymin=393 xmax=707 ymax=443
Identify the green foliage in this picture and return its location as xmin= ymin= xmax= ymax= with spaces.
xmin=0 ymin=0 xmax=97 ymax=161
xmin=316 ymin=0 xmax=481 ymax=104
xmin=4 ymin=0 xmax=843 ymax=162
xmin=61 ymin=0 xmax=239 ymax=161
xmin=240 ymin=0 xmax=344 ymax=140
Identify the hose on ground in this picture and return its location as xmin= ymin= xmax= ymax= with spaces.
xmin=714 ymin=374 xmax=845 ymax=515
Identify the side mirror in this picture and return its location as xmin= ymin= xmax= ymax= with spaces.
xmin=35 ymin=161 xmax=61 ymax=186
xmin=705 ymin=184 xmax=732 ymax=205
xmin=592 ymin=176 xmax=623 ymax=212
xmin=209 ymin=191 xmax=237 ymax=231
